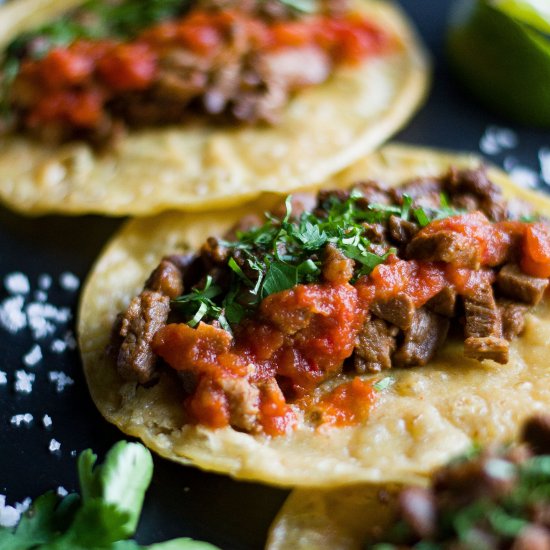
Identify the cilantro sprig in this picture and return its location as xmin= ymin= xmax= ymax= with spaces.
xmin=0 ymin=441 xmax=218 ymax=550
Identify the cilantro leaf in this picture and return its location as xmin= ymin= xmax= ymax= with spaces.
xmin=261 ymin=261 xmax=298 ymax=297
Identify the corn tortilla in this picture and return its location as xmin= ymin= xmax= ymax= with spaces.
xmin=0 ymin=0 xmax=429 ymax=216
xmin=78 ymin=144 xmax=550 ymax=487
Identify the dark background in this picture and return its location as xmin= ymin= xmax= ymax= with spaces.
xmin=1 ymin=1 xmax=550 ymax=548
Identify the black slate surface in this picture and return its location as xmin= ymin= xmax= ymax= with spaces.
xmin=1 ymin=1 xmax=550 ymax=548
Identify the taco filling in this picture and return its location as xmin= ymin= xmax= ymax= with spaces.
xmin=0 ymin=0 xmax=393 ymax=144
xmin=111 ymin=166 xmax=550 ymax=437
xmin=367 ymin=413 xmax=550 ymax=549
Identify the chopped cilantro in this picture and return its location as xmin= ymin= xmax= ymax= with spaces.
xmin=372 ymin=377 xmax=394 ymax=392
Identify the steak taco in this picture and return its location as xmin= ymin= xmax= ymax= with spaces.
xmin=78 ymin=145 xmax=550 ymax=486
xmin=0 ymin=0 xmax=428 ymax=216
xmin=267 ymin=414 xmax=550 ymax=549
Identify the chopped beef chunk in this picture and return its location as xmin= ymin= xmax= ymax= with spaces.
xmin=353 ymin=315 xmax=398 ymax=373
xmin=498 ymin=299 xmax=528 ymax=340
xmin=145 ymin=258 xmax=184 ymax=298
xmin=353 ymin=180 xmax=393 ymax=206
xmin=392 ymin=176 xmax=443 ymax=209
xmin=322 ymin=243 xmax=354 ymax=284
xmin=393 ymin=308 xmax=449 ymax=367
xmin=497 ymin=263 xmax=549 ymax=305
xmin=362 ymin=222 xmax=386 ymax=243
xmin=522 ymin=414 xmax=550 ymax=455
xmin=398 ymin=487 xmax=436 ymax=539
xmin=426 ymin=287 xmax=457 ymax=317
xmin=370 ymin=293 xmax=415 ymax=330
xmin=201 ymin=237 xmax=230 ymax=267
xmin=117 ymin=290 xmax=171 ymax=384
xmin=445 ymin=166 xmax=507 ymax=221
xmin=219 ymin=376 xmax=260 ymax=433
xmin=464 ymin=283 xmax=509 ymax=363
xmin=388 ymin=215 xmax=419 ymax=245
xmin=407 ymin=230 xmax=480 ymax=268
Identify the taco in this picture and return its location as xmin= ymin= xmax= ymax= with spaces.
xmin=0 ymin=0 xmax=428 ymax=216
xmin=266 ymin=414 xmax=550 ymax=549
xmin=78 ymin=144 xmax=550 ymax=486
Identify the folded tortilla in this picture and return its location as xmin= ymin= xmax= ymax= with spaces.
xmin=78 ymin=144 xmax=550 ymax=487
xmin=0 ymin=0 xmax=429 ymax=216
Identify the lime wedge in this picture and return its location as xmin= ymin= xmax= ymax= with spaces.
xmin=447 ymin=0 xmax=550 ymax=126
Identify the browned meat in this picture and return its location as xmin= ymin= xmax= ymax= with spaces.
xmin=362 ymin=222 xmax=386 ymax=243
xmin=201 ymin=237 xmax=230 ymax=267
xmin=388 ymin=215 xmax=419 ymax=244
xmin=392 ymin=177 xmax=443 ymax=209
xmin=497 ymin=263 xmax=549 ymax=305
xmin=219 ymin=376 xmax=260 ymax=432
xmin=370 ymin=293 xmax=415 ymax=330
xmin=322 ymin=243 xmax=354 ymax=284
xmin=393 ymin=308 xmax=449 ymax=367
xmin=445 ymin=166 xmax=507 ymax=221
xmin=398 ymin=487 xmax=436 ymax=539
xmin=426 ymin=287 xmax=457 ymax=317
xmin=463 ymin=284 xmax=509 ymax=363
xmin=522 ymin=414 xmax=550 ymax=455
xmin=117 ymin=290 xmax=171 ymax=384
xmin=353 ymin=180 xmax=393 ymax=206
xmin=498 ymin=299 xmax=528 ymax=340
xmin=145 ymin=259 xmax=184 ymax=298
xmin=407 ymin=230 xmax=480 ymax=268
xmin=353 ymin=315 xmax=398 ymax=373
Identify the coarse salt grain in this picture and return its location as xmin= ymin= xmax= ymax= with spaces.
xmin=59 ymin=272 xmax=80 ymax=292
xmin=26 ymin=302 xmax=71 ymax=339
xmin=10 ymin=413 xmax=33 ymax=427
xmin=15 ymin=498 xmax=31 ymax=515
xmin=48 ymin=371 xmax=74 ymax=393
xmin=33 ymin=290 xmax=47 ymax=302
xmin=4 ymin=273 xmax=30 ymax=295
xmin=0 ymin=296 xmax=27 ymax=334
xmin=480 ymin=126 xmax=518 ymax=155
xmin=38 ymin=273 xmax=52 ymax=290
xmin=50 ymin=339 xmax=66 ymax=353
xmin=64 ymin=331 xmax=77 ymax=350
xmin=0 ymin=495 xmax=21 ymax=528
xmin=23 ymin=344 xmax=42 ymax=367
xmin=14 ymin=371 xmax=35 ymax=394
xmin=56 ymin=486 xmax=68 ymax=497
xmin=49 ymin=439 xmax=61 ymax=453
xmin=0 ymin=371 xmax=7 ymax=385
xmin=42 ymin=414 xmax=53 ymax=428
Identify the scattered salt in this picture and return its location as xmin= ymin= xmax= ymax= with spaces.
xmin=4 ymin=273 xmax=30 ymax=295
xmin=37 ymin=273 xmax=52 ymax=290
xmin=56 ymin=486 xmax=68 ymax=497
xmin=26 ymin=302 xmax=71 ymax=339
xmin=14 ymin=371 xmax=35 ymax=394
xmin=0 ymin=296 xmax=27 ymax=333
xmin=0 ymin=371 xmax=6 ymax=385
xmin=50 ymin=339 xmax=67 ymax=353
xmin=480 ymin=126 xmax=518 ymax=155
xmin=64 ymin=331 xmax=77 ymax=350
xmin=23 ymin=344 xmax=42 ymax=367
xmin=10 ymin=414 xmax=33 ymax=427
xmin=15 ymin=498 xmax=31 ymax=514
xmin=42 ymin=414 xmax=53 ymax=428
xmin=33 ymin=290 xmax=47 ymax=302
xmin=70 ymin=450 xmax=77 ymax=457
xmin=49 ymin=439 xmax=61 ymax=453
xmin=59 ymin=272 xmax=80 ymax=292
xmin=48 ymin=371 xmax=74 ymax=393
xmin=0 ymin=495 xmax=21 ymax=528
xmin=509 ymin=165 xmax=539 ymax=189
xmin=539 ymin=147 xmax=550 ymax=186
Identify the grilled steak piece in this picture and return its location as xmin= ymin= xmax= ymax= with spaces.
xmin=407 ymin=230 xmax=480 ymax=268
xmin=497 ymin=263 xmax=549 ymax=305
xmin=463 ymin=284 xmax=509 ymax=363
xmin=145 ymin=258 xmax=184 ymax=298
xmin=322 ymin=243 xmax=354 ymax=284
xmin=117 ymin=290 xmax=171 ymax=384
xmin=353 ymin=315 xmax=398 ymax=373
xmin=219 ymin=376 xmax=260 ymax=433
xmin=498 ymin=300 xmax=528 ymax=340
xmin=426 ymin=287 xmax=457 ymax=317
xmin=393 ymin=308 xmax=449 ymax=368
xmin=388 ymin=215 xmax=419 ymax=244
xmin=371 ymin=293 xmax=415 ymax=330
xmin=522 ymin=414 xmax=550 ymax=455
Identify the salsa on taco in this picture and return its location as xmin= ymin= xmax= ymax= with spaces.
xmin=79 ymin=146 xmax=550 ymax=486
